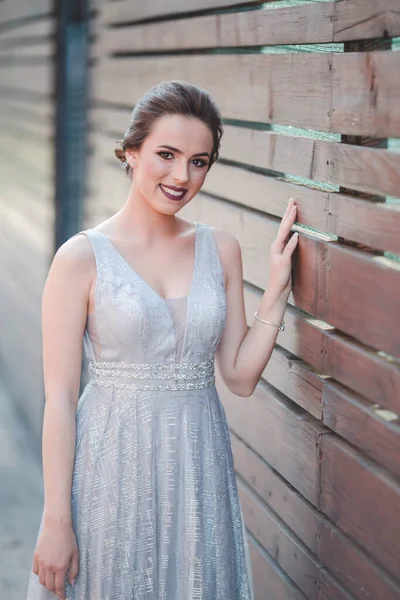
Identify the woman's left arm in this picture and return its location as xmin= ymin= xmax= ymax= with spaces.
xmin=215 ymin=198 xmax=298 ymax=397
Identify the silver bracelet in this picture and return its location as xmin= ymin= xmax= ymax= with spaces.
xmin=254 ymin=311 xmax=285 ymax=331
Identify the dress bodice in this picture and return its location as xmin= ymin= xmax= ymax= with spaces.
xmin=75 ymin=222 xmax=226 ymax=367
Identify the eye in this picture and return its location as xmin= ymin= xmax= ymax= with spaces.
xmin=157 ymin=151 xmax=173 ymax=160
xmin=192 ymin=158 xmax=208 ymax=168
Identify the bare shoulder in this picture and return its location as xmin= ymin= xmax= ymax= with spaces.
xmin=50 ymin=231 xmax=95 ymax=280
xmin=208 ymin=225 xmax=242 ymax=265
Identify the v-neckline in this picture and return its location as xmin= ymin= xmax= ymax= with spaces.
xmin=93 ymin=222 xmax=199 ymax=303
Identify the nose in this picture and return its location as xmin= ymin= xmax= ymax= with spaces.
xmin=172 ymin=160 xmax=189 ymax=185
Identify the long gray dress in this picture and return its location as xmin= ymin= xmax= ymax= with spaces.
xmin=26 ymin=221 xmax=254 ymax=599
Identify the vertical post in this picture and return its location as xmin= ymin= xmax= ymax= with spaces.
xmin=54 ymin=0 xmax=89 ymax=249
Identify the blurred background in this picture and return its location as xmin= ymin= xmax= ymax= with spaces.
xmin=1 ymin=0 xmax=400 ymax=598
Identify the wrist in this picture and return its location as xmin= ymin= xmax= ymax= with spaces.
xmin=43 ymin=509 xmax=72 ymax=529
xmin=261 ymin=285 xmax=289 ymax=311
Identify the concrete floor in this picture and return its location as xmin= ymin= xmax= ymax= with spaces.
xmin=0 ymin=382 xmax=44 ymax=599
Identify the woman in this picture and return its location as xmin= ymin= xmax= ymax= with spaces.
xmin=26 ymin=80 xmax=298 ymax=599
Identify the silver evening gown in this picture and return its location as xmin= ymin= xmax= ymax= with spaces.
xmin=26 ymin=221 xmax=254 ymax=599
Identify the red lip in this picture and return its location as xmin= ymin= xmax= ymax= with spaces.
xmin=159 ymin=184 xmax=188 ymax=202
xmin=160 ymin=184 xmax=188 ymax=192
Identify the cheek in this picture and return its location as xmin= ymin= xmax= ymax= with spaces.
xmin=192 ymin=168 xmax=208 ymax=187
xmin=139 ymin=156 xmax=169 ymax=184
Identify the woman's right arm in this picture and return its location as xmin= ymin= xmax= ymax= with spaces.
xmin=32 ymin=234 xmax=94 ymax=599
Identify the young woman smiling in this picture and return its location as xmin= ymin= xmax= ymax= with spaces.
xmin=27 ymin=80 xmax=298 ymax=600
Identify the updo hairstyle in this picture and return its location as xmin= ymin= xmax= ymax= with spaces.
xmin=114 ymin=80 xmax=223 ymax=178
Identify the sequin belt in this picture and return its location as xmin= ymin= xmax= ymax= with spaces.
xmin=88 ymin=359 xmax=215 ymax=391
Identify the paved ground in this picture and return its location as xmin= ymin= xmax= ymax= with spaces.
xmin=0 ymin=382 xmax=44 ymax=599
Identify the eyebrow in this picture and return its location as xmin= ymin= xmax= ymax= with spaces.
xmin=157 ymin=145 xmax=210 ymax=159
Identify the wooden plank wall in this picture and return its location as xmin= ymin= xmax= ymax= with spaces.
xmin=0 ymin=0 xmax=55 ymax=441
xmin=86 ymin=1 xmax=400 ymax=598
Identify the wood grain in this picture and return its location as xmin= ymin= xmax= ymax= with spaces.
xmin=320 ymin=435 xmax=400 ymax=581
xmin=248 ymin=534 xmax=306 ymax=600
xmin=238 ymin=479 xmax=322 ymax=600
xmin=334 ymin=0 xmax=400 ymax=42
xmin=216 ymin=368 xmax=327 ymax=505
xmin=102 ymin=0 xmax=267 ymax=25
xmin=231 ymin=434 xmax=320 ymax=554
xmin=232 ymin=434 xmax=400 ymax=600
xmin=93 ymin=53 xmax=333 ymax=132
xmin=99 ymin=3 xmax=334 ymax=53
xmin=322 ymin=381 xmax=400 ymax=477
xmin=332 ymin=50 xmax=400 ymax=137
xmin=93 ymin=49 xmax=400 ymax=136
xmin=219 ymin=124 xmax=400 ymax=200
xmin=102 ymin=0 xmax=400 ymax=43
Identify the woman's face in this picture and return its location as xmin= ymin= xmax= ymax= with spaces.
xmin=125 ymin=114 xmax=214 ymax=214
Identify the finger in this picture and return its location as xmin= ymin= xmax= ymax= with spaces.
xmin=275 ymin=205 xmax=297 ymax=250
xmin=55 ymin=570 xmax=67 ymax=600
xmin=279 ymin=198 xmax=295 ymax=229
xmin=45 ymin=570 xmax=55 ymax=593
xmin=278 ymin=200 xmax=297 ymax=234
xmin=68 ymin=552 xmax=79 ymax=585
xmin=282 ymin=232 xmax=299 ymax=260
xmin=282 ymin=197 xmax=294 ymax=221
xmin=38 ymin=564 xmax=46 ymax=587
xmin=32 ymin=557 xmax=39 ymax=576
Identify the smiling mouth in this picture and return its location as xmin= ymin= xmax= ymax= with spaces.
xmin=159 ymin=184 xmax=188 ymax=201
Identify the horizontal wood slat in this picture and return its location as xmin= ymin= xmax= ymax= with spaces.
xmin=238 ymin=480 xmax=322 ymax=600
xmin=0 ymin=101 xmax=54 ymax=137
xmin=0 ymin=17 xmax=53 ymax=41
xmin=0 ymin=121 xmax=53 ymax=178
xmin=332 ymin=51 xmax=400 ymax=137
xmin=322 ymin=381 xmax=400 ymax=477
xmin=232 ymin=434 xmax=400 ymax=600
xmin=0 ymin=0 xmax=52 ymax=25
xmin=231 ymin=434 xmax=320 ymax=554
xmin=216 ymin=368 xmax=326 ymax=505
xmin=93 ymin=50 xmax=400 ymax=136
xmin=0 ymin=62 xmax=52 ymax=95
xmin=101 ymin=0 xmax=400 ymax=43
xmin=261 ymin=347 xmax=323 ymax=420
xmin=334 ymin=0 xmax=400 ymax=42
xmin=219 ymin=125 xmax=400 ymax=201
xmin=0 ymin=42 xmax=52 ymax=58
xmin=320 ymin=435 xmax=400 ymax=581
xmin=93 ymin=54 xmax=333 ymax=132
xmin=203 ymin=162 xmax=400 ymax=253
xmin=99 ymin=3 xmax=334 ymax=53
xmin=241 ymin=284 xmax=400 ymax=416
xmin=102 ymin=0 xmax=265 ymax=25
xmin=248 ymin=534 xmax=307 ymax=600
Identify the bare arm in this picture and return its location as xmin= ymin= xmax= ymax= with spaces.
xmin=216 ymin=199 xmax=298 ymax=397
xmin=33 ymin=233 xmax=94 ymax=597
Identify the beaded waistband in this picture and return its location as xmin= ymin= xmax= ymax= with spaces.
xmin=88 ymin=359 xmax=215 ymax=391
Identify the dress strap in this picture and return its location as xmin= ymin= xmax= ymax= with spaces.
xmin=195 ymin=223 xmax=225 ymax=291
xmin=69 ymin=228 xmax=111 ymax=280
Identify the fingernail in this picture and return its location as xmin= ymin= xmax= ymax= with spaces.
xmin=72 ymin=579 xmax=76 ymax=586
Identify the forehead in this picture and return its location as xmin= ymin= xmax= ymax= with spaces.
xmin=145 ymin=114 xmax=213 ymax=150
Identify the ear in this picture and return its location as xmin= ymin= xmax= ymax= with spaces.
xmin=125 ymin=148 xmax=138 ymax=167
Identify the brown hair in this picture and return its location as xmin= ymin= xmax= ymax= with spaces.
xmin=114 ymin=80 xmax=223 ymax=178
